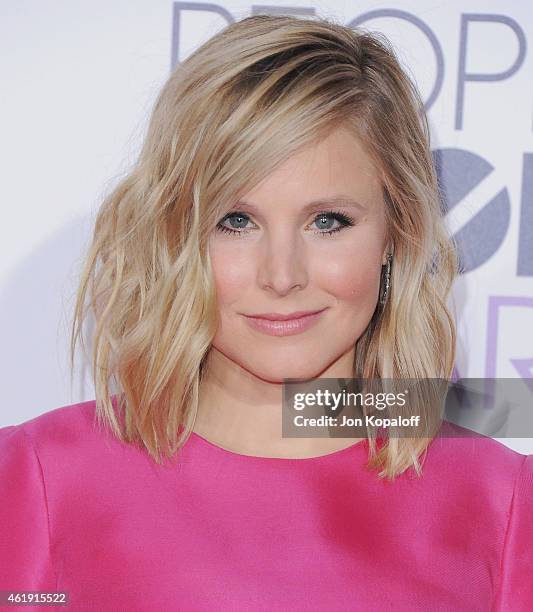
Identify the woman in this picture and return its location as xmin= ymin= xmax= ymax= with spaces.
xmin=1 ymin=14 xmax=531 ymax=611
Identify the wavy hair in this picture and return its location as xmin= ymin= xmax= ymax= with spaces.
xmin=70 ymin=14 xmax=458 ymax=480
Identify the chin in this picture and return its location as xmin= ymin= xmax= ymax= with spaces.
xmin=241 ymin=358 xmax=330 ymax=384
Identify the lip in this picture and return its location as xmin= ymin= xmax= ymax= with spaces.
xmin=246 ymin=309 xmax=326 ymax=321
xmin=242 ymin=308 xmax=328 ymax=336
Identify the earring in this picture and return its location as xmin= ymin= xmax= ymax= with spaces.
xmin=379 ymin=253 xmax=393 ymax=306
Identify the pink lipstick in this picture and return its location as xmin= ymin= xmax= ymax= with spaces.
xmin=242 ymin=308 xmax=328 ymax=336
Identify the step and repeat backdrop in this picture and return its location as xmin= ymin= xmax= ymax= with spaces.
xmin=1 ymin=1 xmax=532 ymax=451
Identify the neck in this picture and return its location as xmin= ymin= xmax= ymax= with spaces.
xmin=193 ymin=347 xmax=364 ymax=458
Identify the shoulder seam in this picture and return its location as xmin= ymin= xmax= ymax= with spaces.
xmin=492 ymin=453 xmax=528 ymax=610
xmin=19 ymin=427 xmax=58 ymax=592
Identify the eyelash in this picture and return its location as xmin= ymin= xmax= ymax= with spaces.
xmin=215 ymin=210 xmax=356 ymax=237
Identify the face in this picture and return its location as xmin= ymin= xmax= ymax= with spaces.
xmin=207 ymin=125 xmax=390 ymax=383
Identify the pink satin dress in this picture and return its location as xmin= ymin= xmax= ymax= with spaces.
xmin=1 ymin=399 xmax=532 ymax=611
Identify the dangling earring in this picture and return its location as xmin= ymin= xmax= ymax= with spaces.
xmin=379 ymin=253 xmax=393 ymax=306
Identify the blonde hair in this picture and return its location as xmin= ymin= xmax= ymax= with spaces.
xmin=70 ymin=14 xmax=458 ymax=480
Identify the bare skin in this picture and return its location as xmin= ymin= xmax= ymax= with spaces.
xmin=194 ymin=126 xmax=391 ymax=458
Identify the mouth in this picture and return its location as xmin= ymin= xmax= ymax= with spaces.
xmin=241 ymin=308 xmax=328 ymax=337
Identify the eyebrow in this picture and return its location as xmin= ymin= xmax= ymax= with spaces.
xmin=233 ymin=195 xmax=368 ymax=213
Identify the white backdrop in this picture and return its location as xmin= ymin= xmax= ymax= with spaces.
xmin=1 ymin=1 xmax=532 ymax=453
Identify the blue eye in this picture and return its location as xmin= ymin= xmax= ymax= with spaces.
xmin=216 ymin=212 xmax=253 ymax=235
xmin=311 ymin=212 xmax=355 ymax=235
xmin=215 ymin=210 xmax=356 ymax=236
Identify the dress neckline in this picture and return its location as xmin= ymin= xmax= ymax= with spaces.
xmin=189 ymin=430 xmax=368 ymax=462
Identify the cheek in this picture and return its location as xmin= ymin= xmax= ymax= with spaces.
xmin=208 ymin=241 xmax=254 ymax=305
xmin=313 ymin=242 xmax=382 ymax=304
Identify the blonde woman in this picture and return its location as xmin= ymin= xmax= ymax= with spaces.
xmin=1 ymin=14 xmax=532 ymax=611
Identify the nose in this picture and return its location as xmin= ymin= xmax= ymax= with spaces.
xmin=257 ymin=228 xmax=308 ymax=296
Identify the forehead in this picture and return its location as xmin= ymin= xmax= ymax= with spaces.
xmin=239 ymin=125 xmax=382 ymax=210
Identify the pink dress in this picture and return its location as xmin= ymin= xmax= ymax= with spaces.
xmin=1 ymin=399 xmax=532 ymax=611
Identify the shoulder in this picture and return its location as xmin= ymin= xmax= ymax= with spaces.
xmin=480 ymin=436 xmax=533 ymax=608
xmin=431 ymin=419 xmax=527 ymax=472
xmin=425 ymin=422 xmax=533 ymax=591
xmin=0 ymin=399 xmax=101 ymax=454
xmin=421 ymin=419 xmax=529 ymax=502
xmin=0 ymin=396 xmax=134 ymax=475
xmin=2 ymin=397 xmax=98 ymax=433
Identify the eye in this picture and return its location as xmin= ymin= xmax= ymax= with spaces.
xmin=214 ymin=209 xmax=356 ymax=237
xmin=310 ymin=211 xmax=356 ymax=236
xmin=216 ymin=212 xmax=255 ymax=235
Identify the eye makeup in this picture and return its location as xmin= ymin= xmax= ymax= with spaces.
xmin=215 ymin=210 xmax=357 ymax=237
